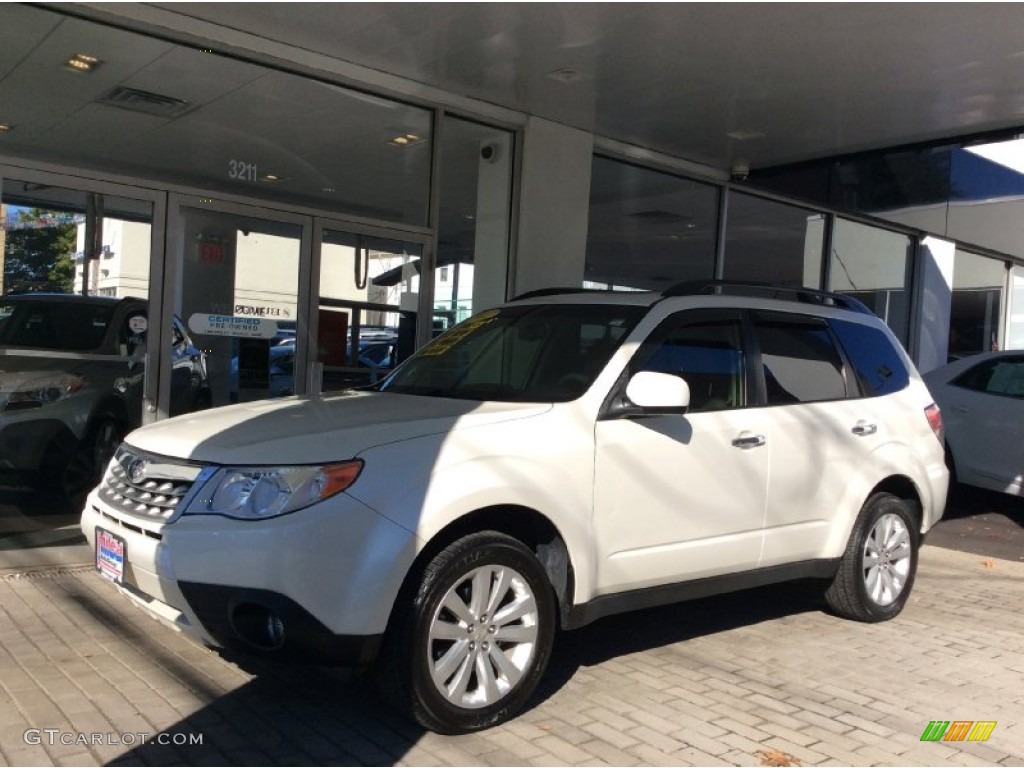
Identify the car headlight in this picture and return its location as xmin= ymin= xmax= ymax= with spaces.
xmin=0 ymin=373 xmax=85 ymax=411
xmin=185 ymin=460 xmax=363 ymax=520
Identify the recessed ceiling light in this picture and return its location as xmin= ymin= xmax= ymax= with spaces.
xmin=0 ymin=123 xmax=12 ymax=134
xmin=388 ymin=133 xmax=426 ymax=147
xmin=546 ymin=67 xmax=585 ymax=83
xmin=726 ymin=129 xmax=765 ymax=141
xmin=65 ymin=53 xmax=103 ymax=73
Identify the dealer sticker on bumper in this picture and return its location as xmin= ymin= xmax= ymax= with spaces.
xmin=95 ymin=527 xmax=126 ymax=584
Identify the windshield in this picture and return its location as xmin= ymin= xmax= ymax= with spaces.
xmin=380 ymin=303 xmax=644 ymax=402
xmin=0 ymin=299 xmax=116 ymax=352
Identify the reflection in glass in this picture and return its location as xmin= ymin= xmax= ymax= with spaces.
xmin=948 ymin=145 xmax=1024 ymax=259
xmin=949 ymin=250 xmax=1006 ymax=359
xmin=0 ymin=4 xmax=432 ymax=225
xmin=829 ymin=219 xmax=913 ymax=344
xmin=0 ymin=179 xmax=154 ymax=509
xmin=318 ymin=230 xmax=422 ymax=391
xmin=177 ymin=208 xmax=300 ymax=406
xmin=751 ymin=147 xmax=953 ymax=236
xmin=586 ymin=157 xmax=719 ymax=291
xmin=722 ymin=192 xmax=825 ymax=288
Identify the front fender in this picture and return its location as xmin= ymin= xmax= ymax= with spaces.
xmin=349 ymin=421 xmax=597 ymax=604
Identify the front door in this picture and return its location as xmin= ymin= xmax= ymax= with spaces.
xmin=593 ymin=310 xmax=768 ymax=595
xmin=164 ymin=197 xmax=309 ymax=414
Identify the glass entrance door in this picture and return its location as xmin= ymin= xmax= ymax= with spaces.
xmin=0 ymin=171 xmax=161 ymax=500
xmin=315 ymin=227 xmax=426 ymax=392
xmin=165 ymin=197 xmax=309 ymax=414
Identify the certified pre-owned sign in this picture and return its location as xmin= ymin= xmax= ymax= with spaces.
xmin=188 ymin=313 xmax=278 ymax=339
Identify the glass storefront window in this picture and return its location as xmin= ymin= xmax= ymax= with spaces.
xmin=318 ymin=229 xmax=423 ymax=391
xmin=0 ymin=178 xmax=154 ymax=502
xmin=947 ymin=142 xmax=1024 ymax=260
xmin=433 ymin=117 xmax=513 ymax=327
xmin=176 ymin=206 xmax=301 ymax=407
xmin=722 ymin=192 xmax=825 ymax=288
xmin=585 ymin=157 xmax=719 ymax=291
xmin=0 ymin=4 xmax=433 ymax=225
xmin=949 ymin=250 xmax=1006 ymax=359
xmin=829 ymin=218 xmax=914 ymax=344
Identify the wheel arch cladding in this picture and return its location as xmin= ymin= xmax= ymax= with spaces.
xmin=391 ymin=505 xmax=574 ymax=631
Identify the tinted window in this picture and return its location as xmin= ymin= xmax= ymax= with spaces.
xmin=953 ymin=357 xmax=1024 ymax=397
xmin=753 ymin=313 xmax=846 ymax=404
xmin=0 ymin=300 xmax=115 ymax=351
xmin=382 ymin=304 xmax=644 ymax=402
xmin=636 ymin=317 xmax=745 ymax=412
xmin=831 ymin=318 xmax=909 ymax=397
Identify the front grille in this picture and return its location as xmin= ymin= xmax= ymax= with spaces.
xmin=98 ymin=447 xmax=204 ymax=521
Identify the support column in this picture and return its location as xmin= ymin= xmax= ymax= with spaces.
xmin=915 ymin=236 xmax=955 ymax=373
xmin=513 ymin=117 xmax=594 ymax=296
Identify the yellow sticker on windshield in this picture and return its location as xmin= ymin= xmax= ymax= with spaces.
xmin=418 ymin=309 xmax=500 ymax=356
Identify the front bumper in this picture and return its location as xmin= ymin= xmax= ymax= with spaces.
xmin=81 ymin=486 xmax=417 ymax=667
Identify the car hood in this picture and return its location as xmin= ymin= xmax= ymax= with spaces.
xmin=126 ymin=391 xmax=552 ymax=465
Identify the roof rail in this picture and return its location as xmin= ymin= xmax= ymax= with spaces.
xmin=511 ymin=287 xmax=618 ymax=301
xmin=660 ymin=280 xmax=874 ymax=315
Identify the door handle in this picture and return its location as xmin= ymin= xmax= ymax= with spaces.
xmin=732 ymin=432 xmax=766 ymax=449
xmin=851 ymin=421 xmax=877 ymax=436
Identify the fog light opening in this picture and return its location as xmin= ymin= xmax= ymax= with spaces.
xmin=231 ymin=603 xmax=286 ymax=651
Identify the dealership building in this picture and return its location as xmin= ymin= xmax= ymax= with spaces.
xmin=2 ymin=3 xmax=1024 ymax=421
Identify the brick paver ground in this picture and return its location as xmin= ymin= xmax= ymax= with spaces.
xmin=0 ymin=545 xmax=1022 ymax=767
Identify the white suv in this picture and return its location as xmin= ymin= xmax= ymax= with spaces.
xmin=81 ymin=283 xmax=948 ymax=733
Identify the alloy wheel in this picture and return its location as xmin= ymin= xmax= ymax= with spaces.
xmin=862 ymin=512 xmax=912 ymax=606
xmin=426 ymin=564 xmax=540 ymax=709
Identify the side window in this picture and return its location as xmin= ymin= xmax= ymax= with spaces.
xmin=753 ymin=312 xmax=846 ymax=405
xmin=830 ymin=318 xmax=910 ymax=397
xmin=954 ymin=358 xmax=1024 ymax=397
xmin=636 ymin=317 xmax=746 ymax=412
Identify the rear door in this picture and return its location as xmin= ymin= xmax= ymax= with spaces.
xmin=751 ymin=311 xmax=877 ymax=565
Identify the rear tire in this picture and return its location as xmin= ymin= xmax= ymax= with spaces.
xmin=376 ymin=531 xmax=556 ymax=734
xmin=825 ymin=492 xmax=918 ymax=622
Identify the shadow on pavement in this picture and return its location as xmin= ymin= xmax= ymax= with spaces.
xmin=928 ymin=482 xmax=1024 ymax=562
xmin=105 ymin=579 xmax=826 ymax=766
xmin=0 ymin=485 xmax=88 ymax=570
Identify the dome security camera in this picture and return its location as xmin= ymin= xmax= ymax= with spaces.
xmin=480 ymin=143 xmax=500 ymax=163
xmin=731 ymin=161 xmax=750 ymax=182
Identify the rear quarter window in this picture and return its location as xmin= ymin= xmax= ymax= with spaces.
xmin=830 ymin=318 xmax=910 ymax=397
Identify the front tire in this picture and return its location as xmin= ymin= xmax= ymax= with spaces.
xmin=825 ymin=492 xmax=918 ymax=622
xmin=59 ymin=416 xmax=123 ymax=507
xmin=376 ymin=531 xmax=556 ymax=734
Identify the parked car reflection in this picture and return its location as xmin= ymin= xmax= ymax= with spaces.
xmin=923 ymin=351 xmax=1024 ymax=496
xmin=0 ymin=293 xmax=209 ymax=503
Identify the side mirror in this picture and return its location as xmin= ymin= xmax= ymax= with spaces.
xmin=623 ymin=371 xmax=690 ymax=415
